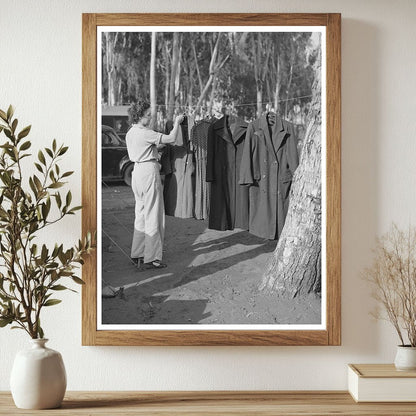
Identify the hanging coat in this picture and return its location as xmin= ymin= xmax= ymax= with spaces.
xmin=239 ymin=115 xmax=299 ymax=240
xmin=206 ymin=116 xmax=249 ymax=231
xmin=163 ymin=117 xmax=195 ymax=218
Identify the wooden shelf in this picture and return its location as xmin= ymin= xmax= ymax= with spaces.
xmin=2 ymin=391 xmax=416 ymax=415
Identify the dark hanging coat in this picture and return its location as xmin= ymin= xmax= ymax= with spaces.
xmin=239 ymin=115 xmax=299 ymax=240
xmin=206 ymin=116 xmax=249 ymax=231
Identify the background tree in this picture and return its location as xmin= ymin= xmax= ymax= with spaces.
xmin=260 ymin=51 xmax=322 ymax=297
xmin=250 ymin=33 xmax=272 ymax=118
xmin=167 ymin=32 xmax=181 ymax=121
xmin=149 ymin=32 xmax=157 ymax=129
xmin=101 ymin=31 xmax=319 ymax=129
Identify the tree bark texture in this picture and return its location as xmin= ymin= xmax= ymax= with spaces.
xmin=260 ymin=68 xmax=322 ymax=298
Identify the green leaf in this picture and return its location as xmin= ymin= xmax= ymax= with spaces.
xmin=50 ymin=285 xmax=68 ymax=291
xmin=38 ymin=325 xmax=44 ymax=339
xmin=33 ymin=175 xmax=42 ymax=192
xmin=0 ymin=317 xmax=13 ymax=327
xmin=34 ymin=162 xmax=43 ymax=173
xmin=11 ymin=118 xmax=18 ymax=133
xmin=69 ymin=206 xmax=82 ymax=212
xmin=61 ymin=171 xmax=74 ymax=178
xmin=55 ymin=192 xmax=62 ymax=208
xmin=41 ymin=202 xmax=50 ymax=220
xmin=38 ymin=150 xmax=46 ymax=165
xmin=58 ymin=146 xmax=68 ymax=156
xmin=31 ymin=244 xmax=38 ymax=256
xmin=17 ymin=125 xmax=31 ymax=140
xmin=43 ymin=299 xmax=62 ymax=307
xmin=45 ymin=147 xmax=53 ymax=158
xmin=29 ymin=177 xmax=37 ymax=196
xmin=4 ymin=129 xmax=12 ymax=140
xmin=48 ymin=182 xmax=64 ymax=189
xmin=41 ymin=244 xmax=48 ymax=262
xmin=52 ymin=139 xmax=57 ymax=152
xmin=58 ymin=251 xmax=67 ymax=264
xmin=6 ymin=105 xmax=14 ymax=121
xmin=65 ymin=191 xmax=72 ymax=207
xmin=20 ymin=140 xmax=31 ymax=151
xmin=72 ymin=276 xmax=85 ymax=285
xmin=0 ymin=109 xmax=7 ymax=121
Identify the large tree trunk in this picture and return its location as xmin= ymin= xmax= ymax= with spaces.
xmin=149 ymin=32 xmax=157 ymax=129
xmin=260 ymin=59 xmax=322 ymax=297
xmin=167 ymin=32 xmax=180 ymax=121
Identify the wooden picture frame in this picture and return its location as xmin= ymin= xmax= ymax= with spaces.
xmin=82 ymin=13 xmax=341 ymax=346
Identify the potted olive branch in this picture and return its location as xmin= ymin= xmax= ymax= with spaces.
xmin=0 ymin=105 xmax=94 ymax=409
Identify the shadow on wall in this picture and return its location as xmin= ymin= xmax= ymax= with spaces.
xmin=341 ymin=19 xmax=381 ymax=355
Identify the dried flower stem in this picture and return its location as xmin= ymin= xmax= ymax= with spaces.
xmin=363 ymin=224 xmax=416 ymax=347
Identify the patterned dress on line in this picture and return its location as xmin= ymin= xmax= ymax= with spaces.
xmin=163 ymin=116 xmax=195 ymax=219
xmin=191 ymin=119 xmax=212 ymax=220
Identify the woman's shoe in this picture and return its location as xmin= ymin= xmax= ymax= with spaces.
xmin=143 ymin=260 xmax=167 ymax=269
xmin=131 ymin=257 xmax=144 ymax=266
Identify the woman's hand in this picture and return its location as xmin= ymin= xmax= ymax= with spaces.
xmin=160 ymin=114 xmax=185 ymax=145
xmin=174 ymin=114 xmax=185 ymax=125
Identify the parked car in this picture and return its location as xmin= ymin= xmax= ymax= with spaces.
xmin=102 ymin=125 xmax=133 ymax=186
xmin=102 ymin=105 xmax=130 ymax=141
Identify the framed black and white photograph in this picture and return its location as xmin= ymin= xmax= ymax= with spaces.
xmin=82 ymin=13 xmax=341 ymax=346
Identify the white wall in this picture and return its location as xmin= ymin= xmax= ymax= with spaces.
xmin=1 ymin=0 xmax=416 ymax=391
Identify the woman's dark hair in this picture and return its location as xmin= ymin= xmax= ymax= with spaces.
xmin=128 ymin=100 xmax=151 ymax=124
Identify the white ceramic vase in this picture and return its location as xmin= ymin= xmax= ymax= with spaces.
xmin=394 ymin=345 xmax=416 ymax=371
xmin=10 ymin=339 xmax=67 ymax=409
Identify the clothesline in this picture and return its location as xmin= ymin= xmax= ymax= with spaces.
xmin=156 ymin=95 xmax=313 ymax=109
xmin=119 ymin=94 xmax=313 ymax=110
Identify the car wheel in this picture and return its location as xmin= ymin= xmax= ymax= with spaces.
xmin=123 ymin=163 xmax=134 ymax=187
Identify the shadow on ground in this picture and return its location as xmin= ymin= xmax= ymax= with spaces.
xmin=101 ymin=184 xmax=321 ymax=325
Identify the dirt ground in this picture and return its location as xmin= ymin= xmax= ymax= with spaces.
xmin=101 ymin=183 xmax=321 ymax=325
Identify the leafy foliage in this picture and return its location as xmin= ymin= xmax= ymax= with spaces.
xmin=0 ymin=106 xmax=95 ymax=339
xmin=102 ymin=31 xmax=320 ymax=124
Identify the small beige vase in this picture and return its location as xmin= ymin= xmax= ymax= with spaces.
xmin=10 ymin=339 xmax=67 ymax=409
xmin=394 ymin=345 xmax=416 ymax=371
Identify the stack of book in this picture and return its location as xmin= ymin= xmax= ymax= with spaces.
xmin=348 ymin=364 xmax=416 ymax=402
